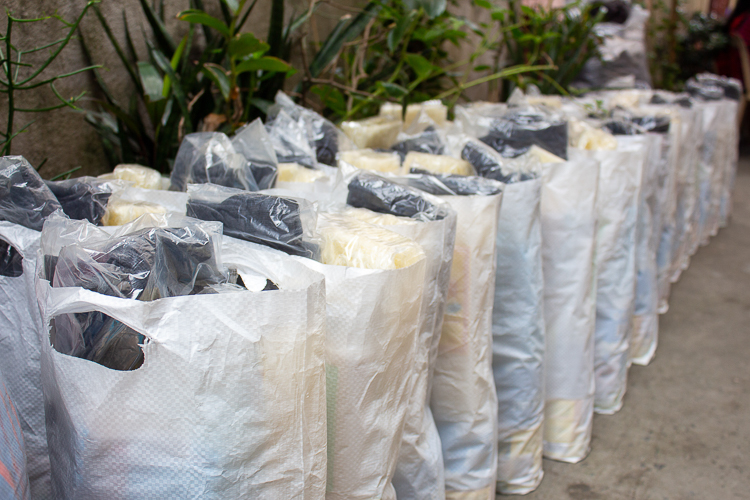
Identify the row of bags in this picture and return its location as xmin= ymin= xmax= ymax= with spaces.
xmin=0 ymin=71 xmax=741 ymax=499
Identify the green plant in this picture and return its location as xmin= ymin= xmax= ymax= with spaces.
xmin=678 ymin=12 xmax=728 ymax=82
xmin=1 ymin=2 xmax=99 ymax=158
xmin=641 ymin=0 xmax=686 ymax=91
xmin=300 ymin=0 xmax=548 ymax=122
xmin=84 ymin=0 xmax=297 ymax=173
xmin=488 ymin=0 xmax=605 ymax=98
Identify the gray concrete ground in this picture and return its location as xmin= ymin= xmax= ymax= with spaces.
xmin=513 ymin=155 xmax=750 ymax=499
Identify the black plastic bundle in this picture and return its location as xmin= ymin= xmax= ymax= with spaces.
xmin=187 ymin=192 xmax=315 ymax=258
xmin=460 ymin=141 xmax=535 ymax=183
xmin=0 ymin=239 xmax=24 ymax=277
xmin=403 ymin=171 xmax=503 ymax=197
xmin=479 ymin=111 xmax=568 ymax=160
xmin=0 ymin=156 xmax=62 ymax=231
xmin=602 ymin=120 xmax=646 ymax=135
xmin=45 ymin=177 xmax=114 ymax=225
xmin=686 ymin=73 xmax=742 ymax=101
xmin=391 ymin=127 xmax=445 ymax=161
xmin=231 ymin=120 xmax=279 ymax=190
xmin=52 ymin=225 xmax=228 ymax=370
xmin=347 ymin=172 xmax=446 ymax=220
xmin=271 ymin=92 xmax=341 ymax=166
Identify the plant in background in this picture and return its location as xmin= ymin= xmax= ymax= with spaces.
xmin=640 ymin=0 xmax=686 ymax=91
xmin=300 ymin=0 xmax=548 ymax=122
xmin=487 ymin=0 xmax=605 ymax=98
xmin=84 ymin=0 xmax=297 ymax=173
xmin=1 ymin=2 xmax=99 ymax=159
xmin=678 ymin=12 xmax=728 ymax=82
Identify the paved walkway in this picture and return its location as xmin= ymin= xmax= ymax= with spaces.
xmin=515 ymin=155 xmax=750 ymax=499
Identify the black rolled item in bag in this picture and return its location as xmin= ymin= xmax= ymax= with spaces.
xmin=346 ymin=172 xmax=446 ymax=220
xmin=602 ymin=120 xmax=646 ymax=136
xmin=630 ymin=115 xmax=671 ymax=133
xmin=694 ymin=73 xmax=742 ymax=101
xmin=479 ymin=112 xmax=568 ymax=160
xmin=684 ymin=78 xmax=724 ymax=101
xmin=45 ymin=177 xmax=114 ymax=225
xmin=391 ymin=127 xmax=445 ymax=161
xmin=0 ymin=239 xmax=23 ymax=277
xmin=0 ymin=156 xmax=62 ymax=231
xmin=460 ymin=141 xmax=534 ymax=184
xmin=231 ymin=120 xmax=279 ymax=190
xmin=170 ymin=132 xmax=260 ymax=192
xmin=187 ymin=193 xmax=315 ymax=258
xmin=313 ymin=120 xmax=340 ymax=166
xmin=403 ymin=172 xmax=503 ymax=197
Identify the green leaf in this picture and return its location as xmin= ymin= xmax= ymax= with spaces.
xmin=201 ymin=65 xmax=231 ymax=100
xmin=137 ymin=61 xmax=164 ymax=101
xmin=474 ymin=64 xmax=490 ymax=71
xmin=178 ymin=10 xmax=231 ymax=38
xmin=387 ymin=15 xmax=412 ymax=54
xmin=235 ymin=56 xmax=292 ymax=74
xmin=228 ymin=32 xmax=269 ymax=58
xmin=222 ymin=0 xmax=239 ymax=11
xmin=404 ymin=53 xmax=433 ymax=80
xmin=376 ymin=81 xmax=408 ymax=98
xmin=474 ymin=0 xmax=492 ymax=9
xmin=309 ymin=2 xmax=381 ymax=78
xmin=138 ymin=0 xmax=176 ymax=56
xmin=147 ymin=41 xmax=193 ymax=130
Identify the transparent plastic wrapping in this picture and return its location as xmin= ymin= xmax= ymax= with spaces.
xmin=0 ymin=156 xmax=62 ymax=231
xmin=48 ymin=218 xmax=227 ymax=371
xmin=45 ymin=177 xmax=125 ymax=225
xmin=491 ymin=174 xmax=546 ymax=494
xmin=402 ymin=152 xmax=474 ymax=176
xmin=0 ymin=222 xmax=51 ymax=498
xmin=402 ymin=172 xmax=503 ymax=197
xmin=340 ymin=115 xmax=403 ymax=149
xmin=265 ymin=110 xmax=318 ymax=168
xmin=540 ymin=151 xmax=600 ymax=463
xmin=339 ymin=149 xmax=402 ymax=173
xmin=380 ymin=100 xmax=449 ymax=128
xmin=291 ymin=211 xmax=426 ymax=500
xmin=346 ymin=171 xmax=449 ymax=221
xmin=99 ymin=164 xmax=164 ymax=190
xmin=231 ymin=118 xmax=279 ymax=190
xmin=38 ymin=234 xmax=328 ymax=499
xmin=269 ymin=92 xmax=351 ymax=166
xmin=476 ymin=108 xmax=569 ymax=160
xmin=0 ymin=366 xmax=30 ymax=500
xmin=456 ymin=137 xmax=536 ymax=183
xmin=391 ymin=127 xmax=445 ymax=161
xmin=691 ymin=72 xmax=742 ymax=101
xmin=186 ymin=183 xmax=319 ymax=258
xmin=317 ymin=212 xmax=424 ymax=269
xmin=169 ymin=132 xmax=259 ymax=192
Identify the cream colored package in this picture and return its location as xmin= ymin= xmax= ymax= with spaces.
xmin=339 ymin=149 xmax=401 ymax=173
xmin=101 ymin=188 xmax=188 ymax=226
xmin=99 ymin=164 xmax=165 ymax=190
xmin=340 ymin=115 xmax=403 ymax=149
xmin=277 ymin=162 xmax=326 ymax=183
xmin=380 ymin=100 xmax=448 ymax=128
xmin=402 ymin=152 xmax=474 ymax=176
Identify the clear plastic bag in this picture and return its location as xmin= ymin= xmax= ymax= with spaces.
xmin=170 ymin=132 xmax=259 ymax=192
xmin=277 ymin=163 xmax=327 ymax=183
xmin=456 ymin=137 xmax=535 ymax=184
xmin=101 ymin=187 xmax=189 ymax=226
xmin=346 ymin=171 xmax=449 ymax=221
xmin=401 ymin=172 xmax=503 ymax=197
xmin=0 ymin=156 xmax=62 ymax=231
xmin=268 ymin=92 xmax=351 ymax=166
xmin=339 ymin=149 xmax=402 ymax=173
xmin=391 ymin=127 xmax=446 ymax=161
xmin=265 ymin=110 xmax=318 ymax=169
xmin=380 ymin=100 xmax=448 ymax=128
xmin=45 ymin=177 xmax=125 ymax=225
xmin=402 ymin=152 xmax=474 ymax=176
xmin=99 ymin=164 xmax=165 ymax=190
xmin=340 ymin=115 xmax=403 ymax=149
xmin=186 ymin=183 xmax=319 ymax=258
xmin=231 ymin=118 xmax=279 ymax=190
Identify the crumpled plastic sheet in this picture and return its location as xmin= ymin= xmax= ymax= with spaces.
xmin=540 ymin=150 xmax=599 ymax=464
xmin=0 ymin=222 xmax=51 ymax=499
xmin=346 ymin=171 xmax=449 ymax=221
xmin=48 ymin=216 xmax=228 ymax=371
xmin=0 ymin=156 xmax=62 ymax=231
xmin=292 ymin=211 xmax=427 ymax=500
xmin=38 ymin=231 xmax=328 ymax=499
xmin=490 ymin=173 xmax=546 ymax=494
xmin=479 ymin=109 xmax=569 ymax=161
xmin=265 ymin=110 xmax=319 ymax=169
xmin=391 ymin=127 xmax=446 ymax=161
xmin=169 ymin=132 xmax=260 ymax=192
xmin=587 ymin=137 xmax=646 ymax=414
xmin=0 ymin=366 xmax=30 ymax=500
xmin=186 ymin=184 xmax=319 ymax=258
xmin=457 ymin=138 xmax=535 ymax=184
xmin=231 ymin=118 xmax=279 ymax=190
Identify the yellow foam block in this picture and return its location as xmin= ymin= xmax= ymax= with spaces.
xmin=569 ymin=120 xmax=617 ymax=151
xmin=340 ymin=116 xmax=402 ymax=149
xmin=277 ymin=163 xmax=326 ymax=183
xmin=380 ymin=100 xmax=448 ymax=127
xmin=101 ymin=164 xmax=164 ymax=190
xmin=402 ymin=152 xmax=473 ymax=176
xmin=101 ymin=200 xmax=167 ymax=226
xmin=338 ymin=149 xmax=401 ymax=173
xmin=318 ymin=213 xmax=424 ymax=270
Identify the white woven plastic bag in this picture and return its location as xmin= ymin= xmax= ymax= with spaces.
xmin=37 ymin=219 xmax=328 ymax=500
xmin=540 ymin=151 xmax=599 ymax=463
xmin=492 ymin=175 xmax=545 ymax=493
xmin=0 ymin=222 xmax=51 ymax=499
